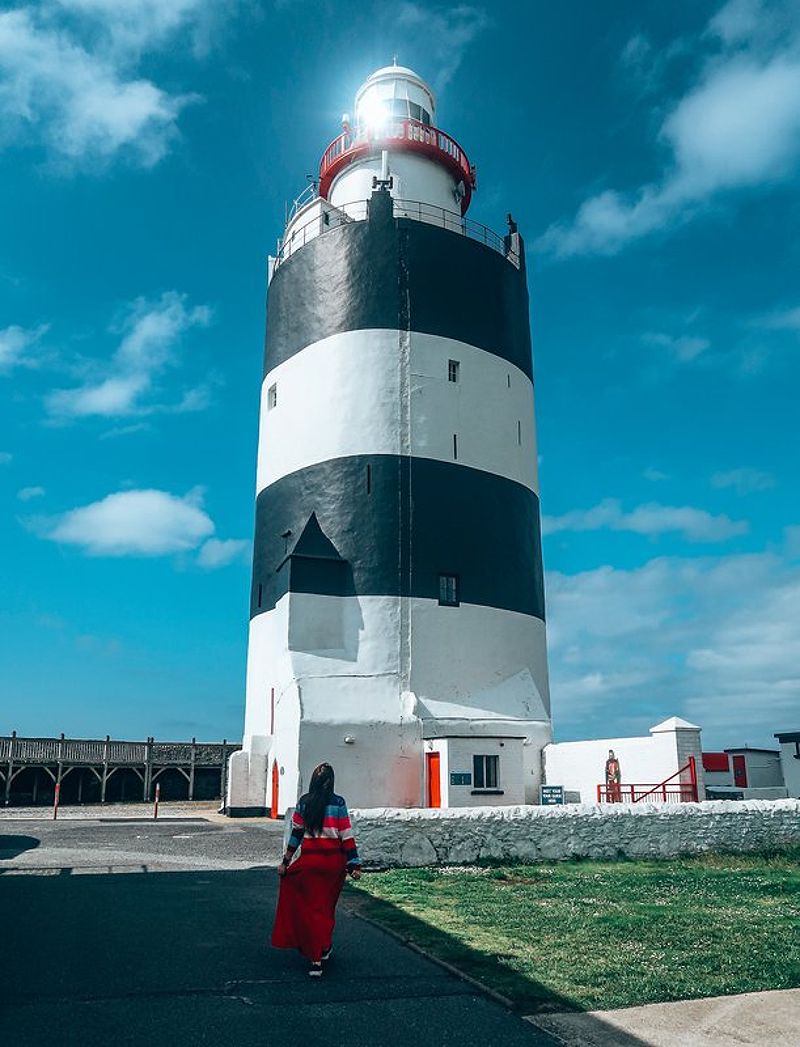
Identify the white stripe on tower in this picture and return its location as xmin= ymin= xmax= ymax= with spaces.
xmin=256 ymin=329 xmax=538 ymax=495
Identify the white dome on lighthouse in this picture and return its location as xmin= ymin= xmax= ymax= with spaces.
xmin=354 ymin=65 xmax=436 ymax=133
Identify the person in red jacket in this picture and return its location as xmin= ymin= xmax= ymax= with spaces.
xmin=271 ymin=762 xmax=361 ymax=976
xmin=605 ymin=749 xmax=622 ymax=803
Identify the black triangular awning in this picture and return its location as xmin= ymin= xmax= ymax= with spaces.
xmin=277 ymin=512 xmax=344 ymax=570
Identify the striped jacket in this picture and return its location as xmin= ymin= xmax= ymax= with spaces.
xmin=285 ymin=793 xmax=361 ymax=868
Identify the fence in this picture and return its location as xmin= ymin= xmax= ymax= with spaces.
xmin=0 ymin=733 xmax=240 ymax=807
xmin=272 ymin=194 xmax=519 ymax=273
xmin=596 ymin=757 xmax=699 ymax=804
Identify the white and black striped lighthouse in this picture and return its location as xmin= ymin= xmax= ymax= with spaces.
xmin=227 ymin=66 xmax=551 ymax=816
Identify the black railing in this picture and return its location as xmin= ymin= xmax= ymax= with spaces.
xmin=272 ymin=195 xmax=519 ymax=272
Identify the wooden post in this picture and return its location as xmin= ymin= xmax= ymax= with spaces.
xmin=188 ymin=737 xmax=196 ymax=801
xmin=5 ymin=731 xmax=15 ymax=806
xmin=56 ymin=732 xmax=65 ymax=801
xmin=77 ymin=772 xmax=83 ymax=805
xmin=153 ymin=781 xmax=160 ymax=820
xmin=101 ymin=735 xmax=110 ymax=804
xmin=143 ymin=737 xmax=153 ymax=801
xmin=53 ymin=782 xmax=60 ymax=820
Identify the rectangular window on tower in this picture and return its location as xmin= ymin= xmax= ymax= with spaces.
xmin=448 ymin=359 xmax=460 ymax=383
xmin=438 ymin=574 xmax=459 ymax=606
xmin=473 ymin=754 xmax=499 ymax=789
xmin=267 ymin=384 xmax=277 ymax=410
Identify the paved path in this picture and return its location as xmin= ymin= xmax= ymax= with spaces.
xmin=527 ymin=988 xmax=800 ymax=1046
xmin=0 ymin=818 xmax=557 ymax=1046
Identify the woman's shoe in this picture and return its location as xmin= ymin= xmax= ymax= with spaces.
xmin=308 ymin=962 xmax=323 ymax=977
xmin=321 ymin=946 xmax=333 ymax=961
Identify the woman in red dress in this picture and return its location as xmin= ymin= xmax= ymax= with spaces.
xmin=271 ymin=763 xmax=362 ymax=976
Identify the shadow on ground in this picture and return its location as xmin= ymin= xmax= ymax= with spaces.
xmin=0 ymin=858 xmax=652 ymax=1047
xmin=345 ymin=885 xmax=649 ymax=1045
xmin=0 ymin=834 xmax=41 ymax=859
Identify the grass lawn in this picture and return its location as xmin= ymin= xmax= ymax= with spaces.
xmin=347 ymin=848 xmax=800 ymax=1012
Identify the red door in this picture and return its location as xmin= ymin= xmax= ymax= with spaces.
xmin=732 ymin=755 xmax=748 ymax=789
xmin=271 ymin=761 xmax=280 ymax=818
xmin=426 ymin=752 xmax=441 ymax=808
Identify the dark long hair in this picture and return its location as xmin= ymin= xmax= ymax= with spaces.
xmin=303 ymin=763 xmax=335 ymax=835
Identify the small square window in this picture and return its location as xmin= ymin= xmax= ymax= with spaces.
xmin=439 ymin=574 xmax=459 ymax=606
xmin=267 ymin=384 xmax=278 ymax=410
xmin=448 ymin=359 xmax=460 ymax=383
xmin=473 ymin=754 xmax=499 ymax=789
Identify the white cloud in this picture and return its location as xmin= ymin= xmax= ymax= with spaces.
xmin=543 ymin=498 xmax=749 ymax=543
xmin=17 ymin=485 xmax=45 ymax=500
xmin=0 ymin=7 xmax=198 ymax=168
xmin=709 ymin=0 xmax=763 ymax=45
xmin=761 ymin=305 xmax=800 ymax=330
xmin=43 ymin=487 xmax=214 ymax=555
xmin=547 ymin=551 xmax=800 ymax=746
xmin=197 ymin=537 xmax=250 ymax=568
xmin=0 ymin=323 xmax=48 ymax=372
xmin=538 ymin=2 xmax=800 ymax=256
xmin=55 ymin=0 xmax=215 ymax=55
xmin=643 ymin=466 xmax=670 ymax=482
xmin=0 ymin=1 xmax=240 ymax=169
xmin=0 ymin=451 xmax=12 ymax=464
xmin=786 ymin=525 xmax=800 ymax=558
xmin=395 ymin=4 xmax=490 ymax=92
xmin=46 ymin=291 xmax=211 ymax=419
xmin=711 ymin=467 xmax=775 ymax=494
xmin=643 ymin=332 xmax=711 ymax=362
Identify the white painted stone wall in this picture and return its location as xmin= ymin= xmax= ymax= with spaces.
xmin=350 ymin=799 xmax=800 ymax=867
xmin=543 ymin=719 xmax=704 ymax=804
xmin=257 ymin=330 xmax=537 ymax=494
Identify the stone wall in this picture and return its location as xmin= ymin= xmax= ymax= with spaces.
xmin=350 ymin=798 xmax=800 ymax=867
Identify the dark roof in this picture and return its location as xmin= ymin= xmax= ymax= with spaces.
xmin=775 ymin=731 xmax=800 ymax=743
xmin=277 ymin=512 xmax=345 ymax=570
xmin=724 ymin=746 xmax=780 ymax=755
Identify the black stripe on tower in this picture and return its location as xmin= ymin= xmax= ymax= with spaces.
xmin=250 ymin=455 xmax=545 ymax=621
xmin=264 ymin=190 xmax=533 ymax=379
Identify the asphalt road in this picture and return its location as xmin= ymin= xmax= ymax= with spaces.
xmin=0 ymin=818 xmax=557 ymax=1046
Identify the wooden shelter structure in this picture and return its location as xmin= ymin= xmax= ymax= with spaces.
xmin=0 ymin=733 xmax=239 ymax=807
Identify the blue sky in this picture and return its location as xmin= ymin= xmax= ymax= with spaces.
xmin=1 ymin=0 xmax=798 ymax=749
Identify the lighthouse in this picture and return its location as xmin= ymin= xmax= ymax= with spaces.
xmin=227 ymin=66 xmax=551 ymax=816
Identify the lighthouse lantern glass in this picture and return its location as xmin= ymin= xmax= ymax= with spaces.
xmin=354 ymin=66 xmax=436 ymax=134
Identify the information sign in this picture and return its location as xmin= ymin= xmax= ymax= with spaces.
xmin=539 ymin=784 xmax=565 ymax=805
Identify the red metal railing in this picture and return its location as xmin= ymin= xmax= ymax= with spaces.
xmin=318 ymin=119 xmax=476 ymax=213
xmin=597 ymin=756 xmax=699 ymax=804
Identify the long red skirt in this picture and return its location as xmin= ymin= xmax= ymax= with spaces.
xmin=271 ymin=843 xmax=347 ymax=962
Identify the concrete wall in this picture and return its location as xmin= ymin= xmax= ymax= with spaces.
xmin=778 ymin=740 xmax=800 ymax=798
xmin=257 ymin=329 xmax=538 ymax=496
xmin=429 ymin=736 xmax=526 ymax=807
xmin=350 ymin=799 xmax=800 ymax=867
xmin=728 ymin=750 xmax=784 ymax=789
xmin=543 ymin=721 xmax=704 ymax=805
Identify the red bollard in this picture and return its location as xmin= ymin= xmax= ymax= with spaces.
xmin=53 ymin=782 xmax=61 ymax=821
xmin=153 ymin=782 xmax=160 ymax=820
